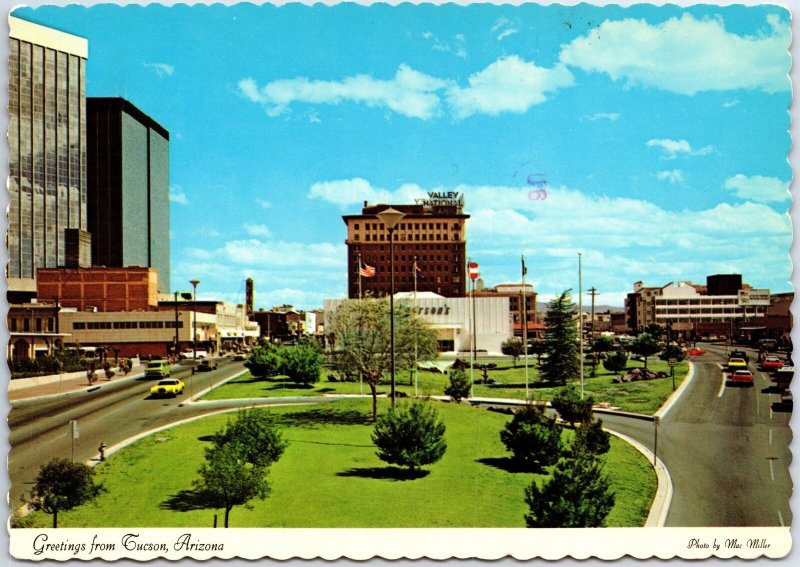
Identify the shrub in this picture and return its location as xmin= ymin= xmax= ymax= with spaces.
xmin=282 ymin=342 xmax=322 ymax=385
xmin=444 ymin=368 xmax=471 ymax=402
xmin=603 ymin=350 xmax=629 ymax=376
xmin=658 ymin=344 xmax=685 ymax=362
xmin=550 ymin=384 xmax=594 ymax=428
xmin=245 ymin=343 xmax=284 ymax=379
xmin=524 ymin=451 xmax=615 ymax=527
xmin=573 ymin=418 xmax=611 ymax=456
xmin=499 ymin=405 xmax=562 ymax=472
xmin=372 ymin=402 xmax=447 ymax=472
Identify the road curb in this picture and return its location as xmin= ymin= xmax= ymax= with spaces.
xmin=654 ymin=360 xmax=695 ymax=420
xmin=605 ymin=428 xmax=673 ymax=527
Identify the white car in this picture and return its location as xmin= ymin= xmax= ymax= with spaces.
xmin=179 ymin=350 xmax=208 ymax=359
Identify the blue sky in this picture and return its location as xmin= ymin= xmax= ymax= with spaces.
xmin=12 ymin=2 xmax=793 ymax=309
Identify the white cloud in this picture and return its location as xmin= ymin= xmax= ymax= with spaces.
xmin=446 ymin=56 xmax=575 ymax=119
xmin=560 ymin=14 xmax=790 ymax=95
xmin=723 ymin=174 xmax=790 ymax=203
xmin=256 ymin=198 xmax=273 ymax=209
xmin=723 ymin=99 xmax=740 ymax=108
xmin=169 ymin=185 xmax=189 ymax=205
xmin=657 ymin=170 xmax=684 ymax=184
xmin=308 ymin=178 xmax=426 ymax=208
xmin=491 ymin=18 xmax=510 ymax=33
xmin=237 ymin=65 xmax=449 ymax=120
xmin=144 ymin=62 xmax=175 ymax=77
xmin=584 ymin=112 xmax=620 ymax=122
xmin=646 ymin=138 xmax=714 ymax=159
xmin=243 ymin=223 xmax=273 ymax=238
xmin=497 ymin=29 xmax=519 ymax=41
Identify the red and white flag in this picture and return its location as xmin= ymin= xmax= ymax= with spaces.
xmin=360 ymin=262 xmax=376 ymax=278
xmin=468 ymin=261 xmax=479 ymax=280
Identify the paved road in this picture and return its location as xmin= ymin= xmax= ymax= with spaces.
xmin=8 ymin=358 xmax=247 ymax=511
xmin=601 ymin=345 xmax=792 ymax=527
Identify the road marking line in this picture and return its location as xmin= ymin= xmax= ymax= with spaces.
xmin=770 ymin=429 xmax=773 ymax=445
xmin=769 ymin=459 xmax=775 ymax=481
xmin=756 ymin=385 xmax=760 ymax=414
xmin=778 ymin=510 xmax=785 ymax=527
xmin=716 ymin=363 xmax=724 ymax=370
xmin=717 ymin=373 xmax=726 ymax=398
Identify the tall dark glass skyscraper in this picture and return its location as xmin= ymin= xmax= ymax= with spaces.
xmin=7 ymin=16 xmax=88 ymax=297
xmin=87 ymin=98 xmax=170 ymax=293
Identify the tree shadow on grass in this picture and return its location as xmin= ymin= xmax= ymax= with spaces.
xmin=160 ymin=489 xmax=214 ymax=512
xmin=273 ymin=408 xmax=373 ymax=428
xmin=477 ymin=457 xmax=543 ymax=474
xmin=336 ymin=466 xmax=429 ymax=481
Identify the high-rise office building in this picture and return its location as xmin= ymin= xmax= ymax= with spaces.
xmin=7 ymin=16 xmax=89 ymax=299
xmin=87 ymin=97 xmax=170 ymax=293
xmin=343 ymin=196 xmax=470 ymax=298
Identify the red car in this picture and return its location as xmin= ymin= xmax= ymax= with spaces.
xmin=688 ymin=348 xmax=706 ymax=356
xmin=760 ymin=355 xmax=783 ymax=372
xmin=729 ymin=369 xmax=754 ymax=385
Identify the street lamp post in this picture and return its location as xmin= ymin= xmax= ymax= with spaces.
xmin=377 ymin=207 xmax=405 ymax=408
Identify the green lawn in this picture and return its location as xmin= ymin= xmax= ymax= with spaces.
xmin=22 ymin=398 xmax=654 ymax=528
xmin=205 ymin=359 xmax=688 ymax=415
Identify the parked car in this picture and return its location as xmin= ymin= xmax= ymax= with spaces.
xmin=179 ymin=350 xmax=208 ymax=360
xmin=196 ymin=359 xmax=218 ymax=372
xmin=145 ymin=360 xmax=171 ymax=378
xmin=688 ymin=348 xmax=706 ymax=356
xmin=728 ymin=369 xmax=754 ymax=386
xmin=760 ymin=355 xmax=783 ymax=372
xmin=150 ymin=378 xmax=185 ymax=397
xmin=773 ymin=366 xmax=794 ymax=391
xmin=233 ymin=353 xmax=247 ymax=361
xmin=726 ymin=357 xmax=748 ymax=371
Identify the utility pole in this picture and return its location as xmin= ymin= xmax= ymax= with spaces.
xmin=588 ymin=287 xmax=598 ymax=376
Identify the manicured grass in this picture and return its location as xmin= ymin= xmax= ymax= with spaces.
xmin=22 ymin=398 xmax=655 ymax=528
xmin=204 ymin=359 xmax=688 ymax=415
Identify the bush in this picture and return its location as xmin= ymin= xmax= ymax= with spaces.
xmin=573 ymin=419 xmax=611 ymax=456
xmin=372 ymin=402 xmax=447 ymax=472
xmin=282 ymin=342 xmax=322 ymax=385
xmin=444 ymin=368 xmax=471 ymax=402
xmin=550 ymin=384 xmax=594 ymax=428
xmin=245 ymin=343 xmax=284 ymax=379
xmin=499 ymin=405 xmax=562 ymax=472
xmin=658 ymin=344 xmax=685 ymax=363
xmin=603 ymin=350 xmax=629 ymax=376
xmin=524 ymin=451 xmax=615 ymax=527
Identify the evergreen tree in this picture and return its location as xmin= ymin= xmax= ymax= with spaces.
xmin=372 ymin=402 xmax=447 ymax=472
xmin=573 ymin=418 xmax=611 ymax=456
xmin=444 ymin=367 xmax=471 ymax=402
xmin=524 ymin=452 xmax=615 ymax=527
xmin=540 ymin=290 xmax=580 ymax=386
xmin=550 ymin=384 xmax=594 ymax=428
xmin=28 ymin=458 xmax=105 ymax=528
xmin=500 ymin=405 xmax=562 ymax=472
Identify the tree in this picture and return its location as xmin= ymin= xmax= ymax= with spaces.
xmin=372 ymin=402 xmax=447 ymax=472
xmin=245 ymin=342 xmax=284 ymax=379
xmin=631 ymin=332 xmax=660 ymax=369
xmin=212 ymin=409 xmax=287 ymax=468
xmin=27 ymin=458 xmax=105 ymax=528
xmin=282 ymin=342 xmax=322 ymax=385
xmin=524 ymin=452 xmax=615 ymax=527
xmin=644 ymin=323 xmax=664 ymax=340
xmin=193 ymin=442 xmax=271 ymax=528
xmin=444 ymin=367 xmax=471 ymax=402
xmin=194 ymin=410 xmax=286 ymax=527
xmin=501 ymin=338 xmax=525 ymax=367
xmin=540 ymin=291 xmax=580 ymax=386
xmin=329 ymin=298 xmax=437 ymax=419
xmin=550 ymin=384 xmax=594 ymax=428
xmin=573 ymin=418 xmax=611 ymax=456
xmin=589 ymin=336 xmax=615 ymax=377
xmin=659 ymin=344 xmax=685 ymax=363
xmin=603 ymin=350 xmax=629 ymax=376
xmin=527 ymin=339 xmax=547 ymax=364
xmin=499 ymin=405 xmax=562 ymax=472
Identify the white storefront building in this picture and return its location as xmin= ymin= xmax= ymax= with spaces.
xmin=324 ymin=292 xmax=512 ymax=355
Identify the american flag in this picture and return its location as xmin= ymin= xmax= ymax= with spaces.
xmin=360 ymin=261 xmax=376 ymax=278
xmin=413 ymin=259 xmax=424 ymax=279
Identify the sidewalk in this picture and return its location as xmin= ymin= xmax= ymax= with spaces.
xmin=8 ymin=364 xmax=148 ymax=402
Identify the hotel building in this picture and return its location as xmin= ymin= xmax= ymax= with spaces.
xmin=342 ymin=196 xmax=470 ymax=298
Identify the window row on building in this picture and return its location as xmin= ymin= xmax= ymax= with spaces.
xmin=72 ymin=320 xmax=184 ymax=330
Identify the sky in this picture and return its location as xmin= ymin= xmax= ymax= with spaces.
xmin=9 ymin=1 xmax=794 ymax=310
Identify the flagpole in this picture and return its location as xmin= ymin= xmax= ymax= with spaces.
xmin=522 ymin=255 xmax=529 ymax=402
xmin=413 ymin=256 xmax=418 ymax=398
xmin=469 ymin=257 xmax=474 ymax=398
xmin=357 ymin=252 xmax=362 ymax=300
xmin=579 ymin=252 xmax=584 ymax=400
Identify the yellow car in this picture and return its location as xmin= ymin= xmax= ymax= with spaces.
xmin=150 ymin=378 xmax=185 ymax=398
xmin=727 ymin=357 xmax=748 ymax=371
